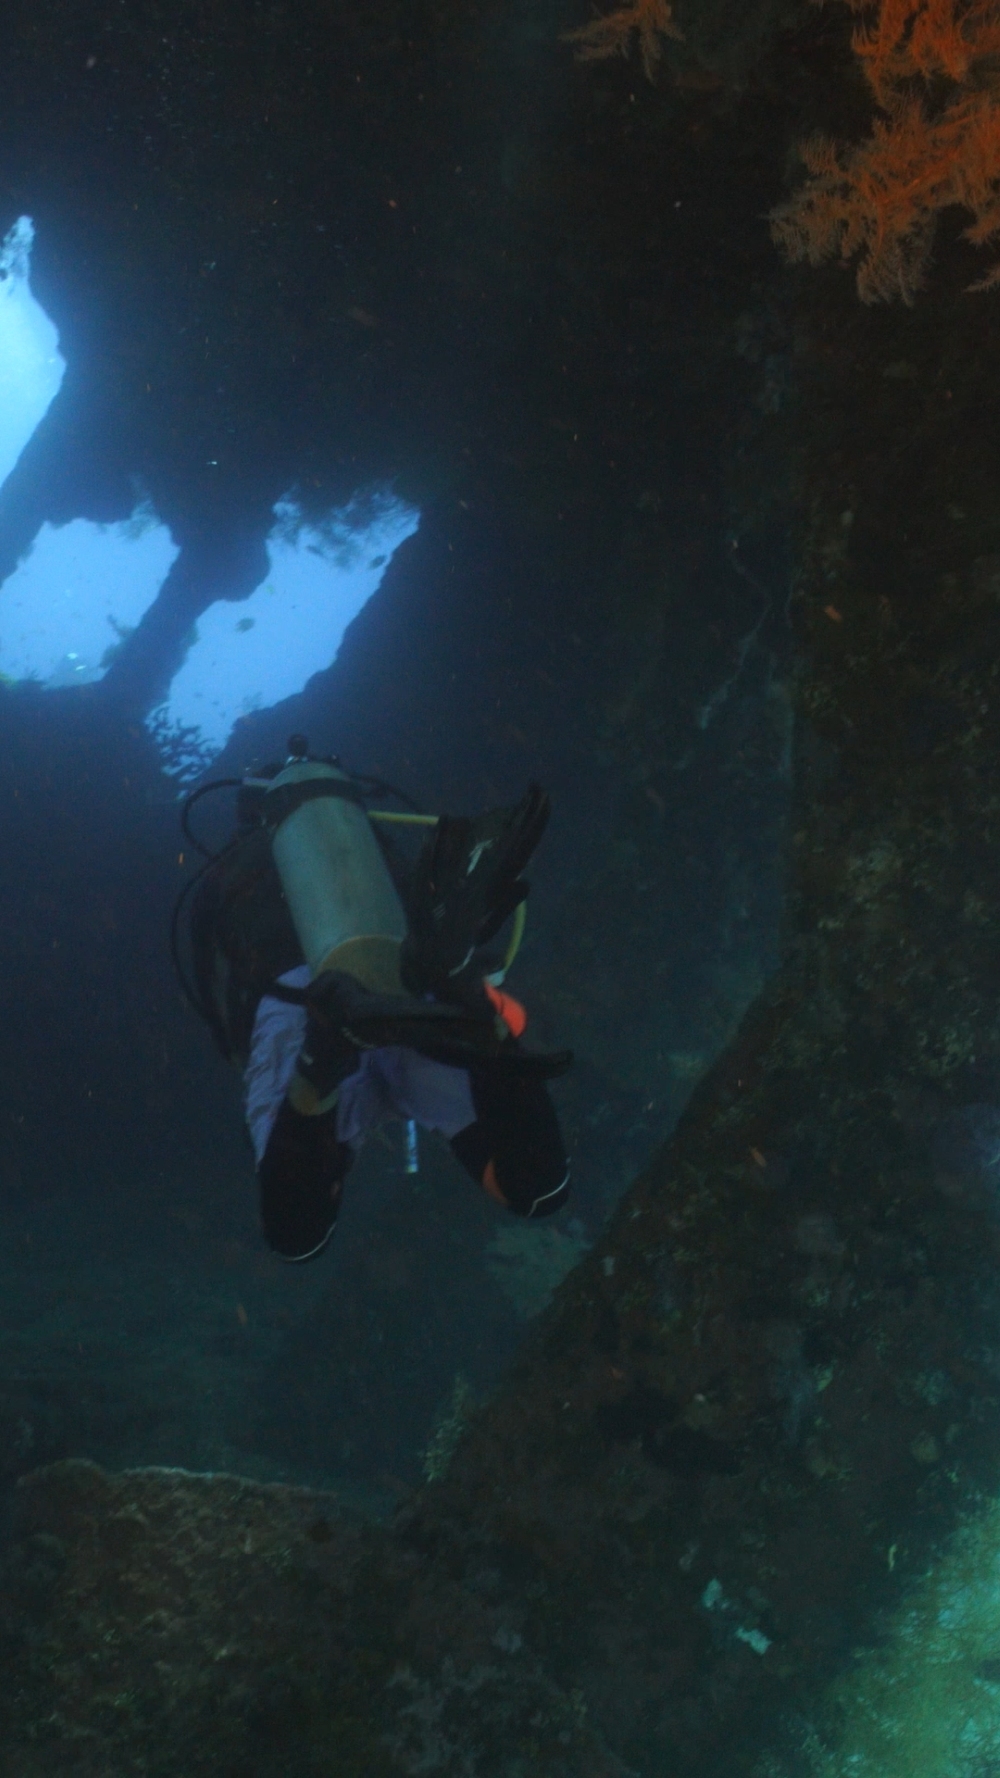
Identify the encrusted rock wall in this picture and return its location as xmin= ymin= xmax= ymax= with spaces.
xmin=0 ymin=1459 xmax=628 ymax=1776
xmin=412 ymin=289 xmax=1000 ymax=1774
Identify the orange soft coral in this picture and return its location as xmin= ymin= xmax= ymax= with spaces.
xmin=850 ymin=0 xmax=1000 ymax=104
xmin=563 ymin=0 xmax=683 ymax=82
xmin=771 ymin=0 xmax=1000 ymax=300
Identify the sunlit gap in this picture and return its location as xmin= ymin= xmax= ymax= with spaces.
xmin=0 ymin=215 xmax=418 ymax=750
xmin=0 ymin=507 xmax=179 ymax=688
xmin=0 ymin=216 xmax=65 ymax=493
xmin=0 ymin=215 xmax=174 ymax=691
xmin=0 ymin=493 xmax=418 ymax=751
xmin=147 ymin=492 xmax=420 ymax=781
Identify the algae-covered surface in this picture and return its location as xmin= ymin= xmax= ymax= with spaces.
xmin=773 ymin=1496 xmax=1000 ymax=1775
xmin=0 ymin=1458 xmax=628 ymax=1776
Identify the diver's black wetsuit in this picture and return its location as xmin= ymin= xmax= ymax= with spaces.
xmin=188 ymin=826 xmax=569 ymax=1261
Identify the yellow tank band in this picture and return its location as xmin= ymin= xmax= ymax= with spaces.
xmin=504 ymin=899 xmax=527 ymax=973
xmin=287 ymin=1073 xmax=341 ymax=1118
xmin=314 ymin=933 xmax=403 ymax=995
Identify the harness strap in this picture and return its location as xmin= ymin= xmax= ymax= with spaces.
xmin=264 ymin=975 xmax=571 ymax=1079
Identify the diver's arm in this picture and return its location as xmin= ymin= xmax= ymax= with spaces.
xmin=450 ymin=1068 xmax=569 ymax=1218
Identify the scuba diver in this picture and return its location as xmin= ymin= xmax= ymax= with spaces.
xmin=173 ymin=738 xmax=572 ymax=1262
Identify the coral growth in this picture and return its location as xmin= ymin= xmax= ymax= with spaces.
xmin=764 ymin=1497 xmax=1000 ymax=1775
xmin=852 ymin=0 xmax=1000 ymax=106
xmin=421 ymin=1373 xmax=474 ymax=1483
xmin=563 ymin=0 xmax=683 ymax=82
xmin=771 ymin=0 xmax=1000 ymax=301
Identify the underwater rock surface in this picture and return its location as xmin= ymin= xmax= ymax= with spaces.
xmin=0 ymin=1458 xmax=627 ymax=1775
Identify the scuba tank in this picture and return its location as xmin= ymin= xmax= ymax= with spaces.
xmin=170 ymin=738 xmax=421 ymax=1057
xmin=260 ymin=744 xmax=406 ymax=995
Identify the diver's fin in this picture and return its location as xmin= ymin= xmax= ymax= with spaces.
xmin=401 ymin=784 xmax=550 ymax=997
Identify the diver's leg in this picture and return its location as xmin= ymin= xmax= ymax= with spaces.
xmin=450 ymin=1070 xmax=569 ymax=1218
xmin=258 ymin=1101 xmax=353 ymax=1261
